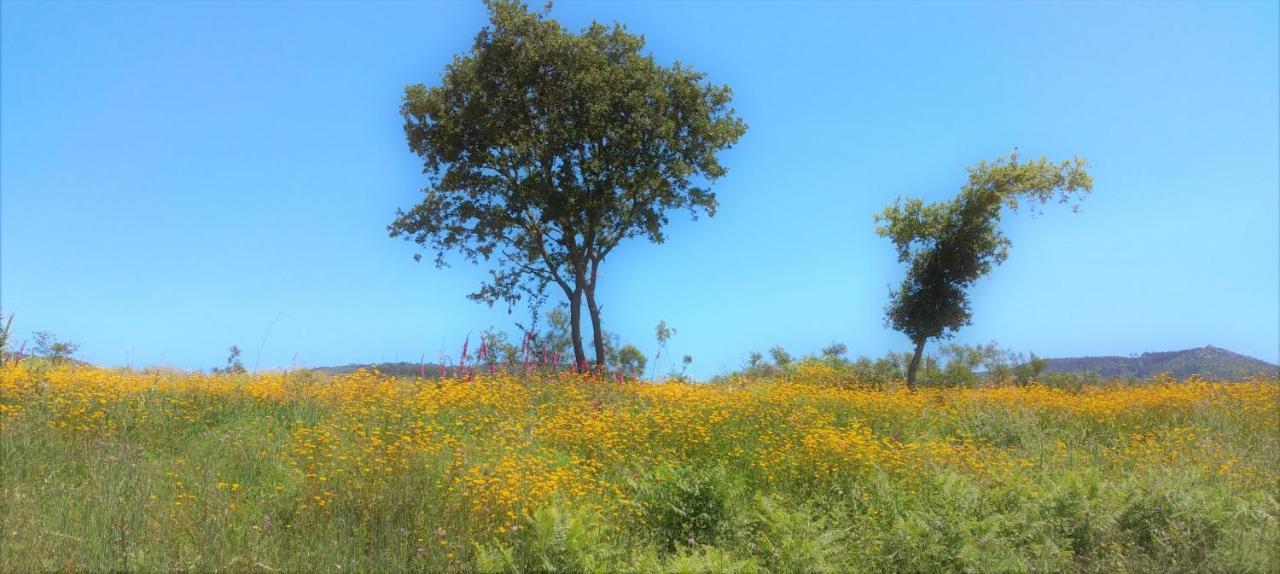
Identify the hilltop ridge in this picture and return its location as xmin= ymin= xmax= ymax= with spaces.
xmin=1041 ymin=345 xmax=1278 ymax=380
xmin=304 ymin=346 xmax=1279 ymax=381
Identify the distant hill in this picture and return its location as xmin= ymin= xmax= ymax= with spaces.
xmin=308 ymin=346 xmax=1278 ymax=382
xmin=312 ymin=362 xmax=446 ymax=378
xmin=1041 ymin=346 xmax=1278 ymax=380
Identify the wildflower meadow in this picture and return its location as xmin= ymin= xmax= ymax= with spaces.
xmin=4 ymin=0 xmax=1278 ymax=572
xmin=2 ymin=362 xmax=1276 ymax=572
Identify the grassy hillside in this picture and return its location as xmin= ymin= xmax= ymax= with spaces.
xmin=2 ymin=363 xmax=1277 ymax=572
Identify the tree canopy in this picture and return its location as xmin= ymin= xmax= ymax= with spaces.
xmin=875 ymin=150 xmax=1093 ymax=389
xmin=389 ymin=0 xmax=746 ymax=369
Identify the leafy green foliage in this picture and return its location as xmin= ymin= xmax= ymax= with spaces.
xmin=819 ymin=342 xmax=847 ymax=360
xmin=481 ymin=327 xmax=522 ymax=370
xmin=875 ymin=150 xmax=1092 ymax=388
xmin=475 ymin=505 xmax=616 ymax=574
xmin=32 ymin=330 xmax=79 ymax=364
xmin=718 ymin=342 xmax=1059 ymax=391
xmin=632 ymin=465 xmax=744 ymax=550
xmin=613 ymin=344 xmax=647 ymax=378
xmin=641 ymin=545 xmax=760 ymax=574
xmin=389 ymin=0 xmax=746 ymax=367
xmin=767 ymin=346 xmax=792 ymax=369
xmin=845 ymin=355 xmax=910 ymax=389
xmin=748 ymin=496 xmax=846 ymax=573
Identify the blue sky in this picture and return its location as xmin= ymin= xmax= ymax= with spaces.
xmin=2 ymin=1 xmax=1277 ymax=376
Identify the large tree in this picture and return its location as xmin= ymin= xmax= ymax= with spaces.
xmin=875 ymin=150 xmax=1092 ymax=390
xmin=390 ymin=1 xmax=746 ymax=370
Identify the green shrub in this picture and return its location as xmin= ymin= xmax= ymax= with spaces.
xmin=748 ymin=495 xmax=846 ymax=573
xmin=632 ymin=465 xmax=744 ymax=550
xmin=475 ymin=505 xmax=616 ymax=574
xmin=1115 ymin=481 xmax=1228 ymax=571
xmin=649 ymin=546 xmax=760 ymax=574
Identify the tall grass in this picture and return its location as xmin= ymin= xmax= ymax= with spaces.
xmin=1 ymin=362 xmax=1276 ymax=572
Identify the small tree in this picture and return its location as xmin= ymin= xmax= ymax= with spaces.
xmin=820 ymin=342 xmax=848 ymax=361
xmin=481 ymin=327 xmax=521 ymax=370
xmin=935 ymin=342 xmax=998 ymax=388
xmin=1012 ymin=353 xmax=1048 ymax=387
xmin=389 ymin=1 xmax=746 ymax=371
xmin=768 ymin=346 xmax=792 ymax=369
xmin=33 ymin=331 xmax=79 ymax=364
xmin=216 ymin=345 xmax=246 ymax=374
xmin=527 ymin=306 xmax=623 ymax=371
xmin=539 ymin=306 xmax=575 ymax=365
xmin=614 ymin=344 xmax=647 ymax=378
xmin=650 ymin=320 xmax=676 ymax=380
xmin=875 ymin=150 xmax=1092 ymax=390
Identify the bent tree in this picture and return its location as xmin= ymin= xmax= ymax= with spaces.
xmin=389 ymin=1 xmax=746 ymax=370
xmin=875 ymin=151 xmax=1093 ymax=390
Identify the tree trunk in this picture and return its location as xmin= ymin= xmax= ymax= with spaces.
xmin=906 ymin=339 xmax=926 ymax=391
xmin=568 ymin=288 xmax=587 ymax=369
xmin=585 ymin=285 xmax=606 ymax=373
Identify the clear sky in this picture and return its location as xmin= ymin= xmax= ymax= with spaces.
xmin=2 ymin=1 xmax=1277 ymax=376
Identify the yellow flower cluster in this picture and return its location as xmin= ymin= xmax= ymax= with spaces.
xmin=2 ymin=362 xmax=1276 ymax=535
